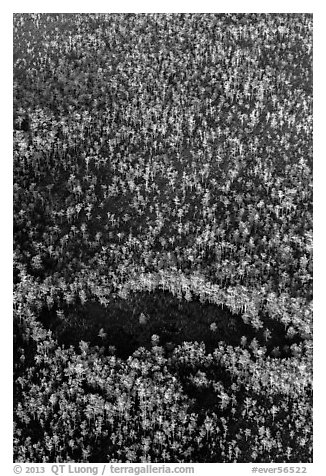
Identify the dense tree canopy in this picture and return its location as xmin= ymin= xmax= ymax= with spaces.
xmin=14 ymin=13 xmax=312 ymax=463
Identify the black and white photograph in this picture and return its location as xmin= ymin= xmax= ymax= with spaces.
xmin=12 ymin=5 xmax=315 ymax=469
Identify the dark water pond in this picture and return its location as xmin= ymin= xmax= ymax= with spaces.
xmin=38 ymin=290 xmax=302 ymax=359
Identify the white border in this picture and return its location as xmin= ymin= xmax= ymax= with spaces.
xmin=7 ymin=1 xmax=317 ymax=14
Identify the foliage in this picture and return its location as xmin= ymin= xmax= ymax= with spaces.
xmin=14 ymin=306 xmax=312 ymax=463
xmin=13 ymin=13 xmax=312 ymax=463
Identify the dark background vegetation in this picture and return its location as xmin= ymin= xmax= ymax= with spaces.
xmin=14 ymin=13 xmax=312 ymax=463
